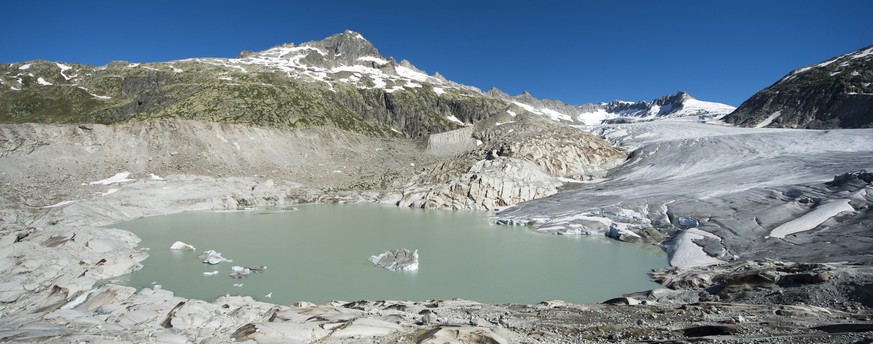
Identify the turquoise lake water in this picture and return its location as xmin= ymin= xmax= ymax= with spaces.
xmin=110 ymin=204 xmax=667 ymax=305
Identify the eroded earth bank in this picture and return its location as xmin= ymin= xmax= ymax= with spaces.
xmin=1 ymin=114 xmax=872 ymax=343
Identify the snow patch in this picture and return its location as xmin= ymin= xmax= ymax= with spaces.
xmin=540 ymin=108 xmax=573 ymax=122
xmin=768 ymin=199 xmax=854 ymax=239
xmin=19 ymin=64 xmax=31 ymax=70
xmin=506 ymin=110 xmax=517 ymax=117
xmin=395 ymin=65 xmax=430 ymax=82
xmin=42 ymin=200 xmax=75 ymax=209
xmin=446 ymin=115 xmax=465 ymax=125
xmin=56 ymin=63 xmax=73 ymax=80
xmin=576 ymin=109 xmax=613 ymax=125
xmin=101 ymin=188 xmax=118 ymax=196
xmin=357 ymin=56 xmax=389 ymax=65
xmin=432 ymin=87 xmax=445 ymax=96
xmin=36 ymin=77 xmax=52 ymax=86
xmin=674 ymin=98 xmax=736 ymax=118
xmin=851 ymin=47 xmax=873 ymax=60
xmin=755 ymin=111 xmax=781 ymax=128
xmin=78 ymin=86 xmax=111 ymax=99
xmin=89 ymin=172 xmax=134 ymax=185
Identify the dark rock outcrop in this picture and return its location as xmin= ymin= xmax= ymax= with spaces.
xmin=723 ymin=44 xmax=873 ymax=129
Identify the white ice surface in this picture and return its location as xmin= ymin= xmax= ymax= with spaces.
xmin=663 ymin=228 xmax=724 ymax=268
xmin=497 ymin=120 xmax=873 ymax=266
xmin=768 ymin=199 xmax=854 ymax=239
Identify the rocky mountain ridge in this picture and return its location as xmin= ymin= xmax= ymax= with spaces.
xmin=0 ymin=30 xmax=734 ymax=137
xmin=723 ymin=44 xmax=873 ymax=128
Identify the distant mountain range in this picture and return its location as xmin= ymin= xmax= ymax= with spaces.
xmin=486 ymin=89 xmax=735 ymax=125
xmin=723 ymin=44 xmax=873 ymax=128
xmin=0 ymin=30 xmax=735 ymax=136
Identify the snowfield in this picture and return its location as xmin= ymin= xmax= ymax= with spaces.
xmin=497 ymin=120 xmax=873 ymax=267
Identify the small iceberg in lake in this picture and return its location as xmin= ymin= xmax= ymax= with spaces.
xmin=369 ymin=248 xmax=419 ymax=271
xmin=230 ymin=265 xmax=267 ymax=278
xmin=202 ymin=271 xmax=219 ymax=276
xmin=198 ymin=250 xmax=232 ymax=265
xmin=170 ymin=241 xmax=195 ymax=251
xmin=230 ymin=266 xmax=251 ymax=278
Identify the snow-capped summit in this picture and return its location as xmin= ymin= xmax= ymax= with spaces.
xmin=222 ymin=30 xmax=455 ymax=93
xmin=487 ymin=89 xmax=735 ymax=126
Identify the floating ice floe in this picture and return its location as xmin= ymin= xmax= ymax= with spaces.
xmin=170 ymin=241 xmax=195 ymax=251
xmin=230 ymin=265 xmax=267 ymax=278
xmin=369 ymin=248 xmax=419 ymax=271
xmin=233 ymin=283 xmax=244 ymax=287
xmin=202 ymin=271 xmax=219 ymax=276
xmin=198 ymin=250 xmax=232 ymax=265
xmin=230 ymin=266 xmax=251 ymax=278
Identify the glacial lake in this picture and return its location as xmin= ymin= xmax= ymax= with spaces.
xmin=111 ymin=204 xmax=668 ymax=305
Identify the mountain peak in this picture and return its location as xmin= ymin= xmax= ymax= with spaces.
xmin=516 ymin=90 xmax=537 ymax=103
xmin=304 ymin=30 xmax=380 ymax=61
xmin=485 ymin=87 xmax=511 ymax=99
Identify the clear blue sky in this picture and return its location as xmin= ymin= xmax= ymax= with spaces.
xmin=3 ymin=1 xmax=871 ymax=106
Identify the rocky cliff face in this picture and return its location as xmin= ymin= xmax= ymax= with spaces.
xmin=723 ymin=44 xmax=873 ymax=129
xmin=398 ymin=114 xmax=627 ymax=210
